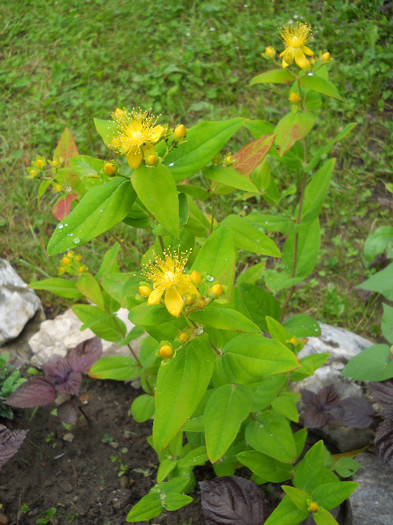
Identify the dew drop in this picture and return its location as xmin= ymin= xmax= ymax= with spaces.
xmin=99 ymin=209 xmax=103 ymax=212
xmin=58 ymin=224 xmax=64 ymax=229
xmin=308 ymin=72 xmax=313 ymax=76
xmin=73 ymin=237 xmax=80 ymax=244
xmin=168 ymin=162 xmax=175 ymax=167
xmin=206 ymin=275 xmax=214 ymax=282
xmin=67 ymin=233 xmax=74 ymax=237
xmin=195 ymin=327 xmax=204 ymax=336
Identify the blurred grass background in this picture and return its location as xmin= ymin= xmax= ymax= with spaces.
xmin=1 ymin=0 xmax=392 ymax=333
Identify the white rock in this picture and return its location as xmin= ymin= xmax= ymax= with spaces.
xmin=0 ymin=259 xmax=43 ymax=346
xmin=292 ymin=322 xmax=375 ymax=451
xmin=29 ymin=307 xmax=142 ymax=367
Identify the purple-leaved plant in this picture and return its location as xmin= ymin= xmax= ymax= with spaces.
xmin=6 ymin=337 xmax=102 ymax=424
xmin=0 ymin=424 xmax=28 ymax=470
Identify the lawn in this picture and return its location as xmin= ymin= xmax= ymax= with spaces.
xmin=1 ymin=0 xmax=392 ymax=334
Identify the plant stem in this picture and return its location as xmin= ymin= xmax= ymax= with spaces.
xmin=109 ymin=231 xmax=141 ymax=268
xmin=158 ymin=235 xmax=165 ymax=254
xmin=209 ymin=192 xmax=216 ymax=235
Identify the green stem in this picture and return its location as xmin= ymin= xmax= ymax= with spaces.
xmin=109 ymin=231 xmax=141 ymax=268
xmin=158 ymin=235 xmax=165 ymax=254
xmin=209 ymin=191 xmax=216 ymax=235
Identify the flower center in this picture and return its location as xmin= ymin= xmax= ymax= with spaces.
xmin=164 ymin=271 xmax=176 ymax=284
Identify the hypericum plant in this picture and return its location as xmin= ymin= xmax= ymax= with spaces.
xmin=26 ymin=21 xmax=357 ymax=524
xmin=6 ymin=337 xmax=102 ymax=424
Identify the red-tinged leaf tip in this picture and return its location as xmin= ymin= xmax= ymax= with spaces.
xmin=199 ymin=476 xmax=266 ymax=525
xmin=54 ymin=128 xmax=79 ymax=166
xmin=67 ymin=336 xmax=103 ymax=373
xmin=0 ymin=425 xmax=29 ymax=470
xmin=233 ymin=134 xmax=276 ymax=176
xmin=57 ymin=398 xmax=81 ymax=425
xmin=52 ymin=193 xmax=79 ymax=221
xmin=5 ymin=377 xmax=56 ymax=408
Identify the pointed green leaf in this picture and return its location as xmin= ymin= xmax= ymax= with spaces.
xmin=132 ymin=163 xmax=179 ymax=238
xmin=76 ymin=273 xmax=105 ymax=309
xmin=294 ymin=441 xmax=337 ymax=492
xmin=274 ymin=111 xmax=315 ymax=156
xmin=205 ymin=384 xmax=252 ymax=462
xmin=265 ymin=496 xmax=309 ymax=525
xmin=358 ymin=262 xmax=393 ymax=301
xmin=230 ymin=283 xmax=281 ymax=332
xmin=237 ymin=450 xmax=293 ymax=482
xmin=282 ymin=486 xmax=309 ymax=512
xmin=72 ymin=304 xmax=126 ymax=342
xmin=341 ymin=343 xmax=393 ymax=381
xmin=54 ymin=128 xmax=79 ymax=165
xmin=189 ymin=306 xmax=260 ymax=333
xmin=153 ymin=335 xmax=215 ymax=451
xmin=29 ymin=278 xmax=83 ymax=299
xmin=232 ymin=134 xmax=276 ymax=176
xmin=94 ymin=118 xmax=118 ymax=147
xmin=131 ymin=394 xmax=155 ymax=422
xmin=283 ymin=314 xmax=321 ymax=337
xmin=89 ymin=356 xmax=140 ymax=381
xmin=250 ymin=69 xmax=295 ymax=85
xmin=272 ymin=391 xmax=300 ymax=422
xmin=313 ymin=507 xmax=340 ymax=525
xmin=300 ymin=74 xmax=342 ymax=100
xmin=312 ymin=481 xmax=358 ymax=510
xmin=47 ymin=178 xmax=136 ymax=255
xmin=301 ymin=159 xmax=335 ymax=222
xmin=163 ymin=118 xmax=246 ymax=181
xmin=203 ymin=167 xmax=259 ymax=192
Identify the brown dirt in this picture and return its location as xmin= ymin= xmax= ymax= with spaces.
xmin=0 ymin=379 xmax=206 ymax=525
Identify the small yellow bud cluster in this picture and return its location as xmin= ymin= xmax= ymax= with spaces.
xmin=104 ymin=162 xmax=117 ymax=176
xmin=289 ymin=92 xmax=300 ymax=105
xmin=264 ymin=46 xmax=276 ymax=59
xmin=223 ymin=153 xmax=236 ymax=167
xmin=57 ymin=251 xmax=87 ymax=276
xmin=174 ymin=124 xmax=186 ymax=140
xmin=156 ymin=342 xmax=176 ymax=364
xmin=322 ymin=51 xmax=331 ymax=63
xmin=309 ymin=502 xmax=319 ymax=513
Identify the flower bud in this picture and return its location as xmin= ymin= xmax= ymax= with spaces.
xmin=265 ymin=46 xmax=276 ymax=58
xmin=179 ymin=331 xmax=189 ymax=343
xmin=36 ymin=159 xmax=45 ymax=169
xmin=289 ymin=336 xmax=298 ymax=345
xmin=159 ymin=345 xmax=174 ymax=359
xmin=309 ymin=502 xmax=319 ymax=513
xmin=183 ymin=293 xmax=195 ymax=306
xmin=66 ymin=251 xmax=74 ymax=258
xmin=139 ymin=285 xmax=151 ymax=298
xmin=58 ymin=267 xmax=66 ymax=274
xmin=79 ymin=265 xmax=88 ymax=273
xmin=54 ymin=183 xmax=63 ymax=192
xmin=61 ymin=256 xmax=71 ymax=266
xmin=75 ymin=254 xmax=82 ymax=261
xmin=322 ymin=52 xmax=330 ymax=63
xmin=28 ymin=168 xmax=38 ymax=177
xmin=289 ymin=92 xmax=300 ymax=105
xmin=52 ymin=160 xmax=60 ymax=168
xmin=104 ymin=162 xmax=117 ymax=176
xmin=194 ymin=297 xmax=206 ymax=309
xmin=146 ymin=154 xmax=158 ymax=166
xmin=190 ymin=270 xmax=202 ymax=285
xmin=210 ymin=284 xmax=223 ymax=297
xmin=282 ymin=59 xmax=289 ymax=69
xmin=174 ymin=124 xmax=186 ymax=139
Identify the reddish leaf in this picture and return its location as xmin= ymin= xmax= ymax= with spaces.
xmin=0 ymin=425 xmax=28 ymax=470
xmin=54 ymin=128 xmax=79 ymax=166
xmin=375 ymin=419 xmax=393 ymax=472
xmin=369 ymin=381 xmax=393 ymax=407
xmin=233 ymin=134 xmax=276 ymax=176
xmin=57 ymin=398 xmax=81 ymax=425
xmin=200 ymin=476 xmax=266 ymax=525
xmin=274 ymin=112 xmax=314 ymax=156
xmin=43 ymin=359 xmax=82 ymax=396
xmin=52 ymin=193 xmax=79 ymax=221
xmin=67 ymin=336 xmax=103 ymax=373
xmin=301 ymin=385 xmax=340 ymax=428
xmin=5 ymin=377 xmax=56 ymax=408
xmin=332 ymin=397 xmax=375 ymax=428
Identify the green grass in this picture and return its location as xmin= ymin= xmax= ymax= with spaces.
xmin=1 ymin=0 xmax=393 ymax=333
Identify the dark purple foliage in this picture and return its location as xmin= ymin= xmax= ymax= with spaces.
xmin=0 ymin=424 xmax=28 ymax=470
xmin=199 ymin=476 xmax=265 ymax=525
xmin=6 ymin=337 xmax=102 ymax=423
xmin=370 ymin=381 xmax=393 ymax=471
xmin=301 ymin=384 xmax=375 ymax=429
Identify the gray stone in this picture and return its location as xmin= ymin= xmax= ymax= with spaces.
xmin=292 ymin=322 xmax=375 ymax=451
xmin=29 ymin=307 xmax=142 ymax=367
xmin=0 ymin=259 xmax=43 ymax=346
xmin=347 ymin=452 xmax=393 ymax=525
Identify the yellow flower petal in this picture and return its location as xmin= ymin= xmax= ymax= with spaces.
xmin=126 ymin=148 xmax=143 ymax=170
xmin=294 ymin=48 xmax=308 ymax=69
xmin=148 ymin=287 xmax=164 ymax=305
xmin=165 ymin=285 xmax=185 ymax=317
xmin=302 ymin=45 xmax=314 ymax=56
xmin=151 ymin=125 xmax=164 ymax=143
xmin=176 ymin=280 xmax=200 ymax=298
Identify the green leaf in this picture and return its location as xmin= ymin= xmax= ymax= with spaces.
xmin=132 ymin=163 xmax=179 ymax=238
xmin=191 ymin=226 xmax=236 ymax=289
xmin=236 ymin=262 xmax=266 ymax=286
xmin=94 ymin=118 xmax=118 ymax=147
xmin=72 ymin=304 xmax=126 ymax=342
xmin=294 ymin=441 xmax=336 ymax=492
xmin=203 ymin=166 xmax=259 ymax=192
xmin=69 ymin=155 xmax=106 ymax=187
xmin=128 ymin=303 xmax=173 ymax=327
xmin=37 ymin=179 xmax=52 ymax=208
xmin=237 ymin=450 xmax=293 ymax=483
xmin=76 ymin=273 xmax=105 ymax=309
xmin=153 ymin=336 xmax=215 ymax=451
xmin=274 ymin=112 xmax=315 ymax=156
xmin=250 ymin=69 xmax=295 ymax=85
xmin=312 ymin=481 xmax=358 ymax=510
xmin=245 ymin=120 xmax=275 ymax=139
xmin=131 ymin=394 xmax=155 ymax=422
xmin=252 ymin=374 xmax=288 ymax=411
xmin=264 ymin=496 xmax=309 ymax=525
xmin=301 ymin=159 xmax=335 ymax=222
xmin=89 ymin=356 xmax=140 ymax=381
xmin=126 ymin=492 xmax=162 ymax=522
xmin=283 ymin=314 xmax=321 ymax=337
xmin=47 ymin=178 xmax=136 ymax=255
xmin=358 ymin=262 xmax=393 ymax=301
xmin=282 ymin=486 xmax=309 ymax=512
xmin=313 ymin=507 xmax=339 ymax=525
xmin=363 ymin=226 xmax=393 ymax=264
xmin=291 ymin=353 xmax=330 ymax=381
xmin=219 ymin=215 xmax=281 ymax=257
xmin=176 ymin=183 xmax=210 ymax=201
xmin=29 ymin=278 xmax=83 ymax=299
xmin=164 ymin=493 xmax=193 ymax=511
xmin=245 ymin=410 xmax=297 ymax=463
xmin=306 ymin=123 xmax=357 ymax=172
xmin=204 ymin=384 xmax=252 ymax=462
xmin=382 ymin=303 xmax=393 ymax=344
xmin=341 ymin=344 xmax=393 ymax=381
xmin=300 ymin=73 xmax=342 ymax=100
xmin=266 ymin=317 xmax=292 ymax=344
xmin=177 ymin=446 xmax=208 ymax=469
xmin=189 ymin=306 xmax=260 ymax=333
xmin=230 ymin=283 xmax=281 ymax=332
xmin=218 ymin=334 xmax=299 ymax=385
xmin=96 ymin=243 xmax=120 ymax=279
xmin=163 ymin=118 xmax=246 ymax=181
xmin=272 ymin=391 xmax=300 ymax=422
xmin=282 ymin=219 xmax=321 ymax=278
xmin=334 ymin=457 xmax=361 ymax=477
xmin=245 ymin=212 xmax=299 ymax=234
xmin=185 ymin=196 xmax=210 ymax=237
xmin=100 ymin=272 xmax=139 ymax=306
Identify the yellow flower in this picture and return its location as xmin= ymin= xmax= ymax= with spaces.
xmin=279 ymin=22 xmax=313 ymax=69
xmin=143 ymin=250 xmax=200 ymax=317
xmin=289 ymin=92 xmax=300 ymax=104
xmin=110 ymin=107 xmax=164 ymax=170
xmin=265 ymin=46 xmax=276 ymax=58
